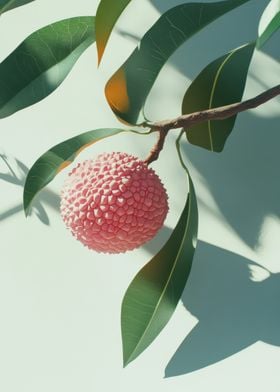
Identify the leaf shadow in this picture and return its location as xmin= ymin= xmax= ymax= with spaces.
xmin=182 ymin=112 xmax=280 ymax=248
xmin=0 ymin=153 xmax=60 ymax=224
xmin=149 ymin=0 xmax=278 ymax=79
xmin=135 ymin=0 xmax=280 ymax=249
xmin=165 ymin=241 xmax=280 ymax=377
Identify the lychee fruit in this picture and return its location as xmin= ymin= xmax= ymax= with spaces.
xmin=60 ymin=152 xmax=168 ymax=253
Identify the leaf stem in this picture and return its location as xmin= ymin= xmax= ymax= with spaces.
xmin=175 ymin=129 xmax=189 ymax=175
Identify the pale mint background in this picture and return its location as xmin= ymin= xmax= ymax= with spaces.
xmin=0 ymin=0 xmax=280 ymax=391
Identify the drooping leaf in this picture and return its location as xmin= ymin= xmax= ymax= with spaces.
xmin=257 ymin=0 xmax=280 ymax=48
xmin=23 ymin=128 xmax=125 ymax=215
xmin=182 ymin=42 xmax=255 ymax=152
xmin=0 ymin=0 xmax=34 ymax=15
xmin=105 ymin=0 xmax=252 ymax=125
xmin=96 ymin=0 xmax=131 ymax=64
xmin=0 ymin=16 xmax=95 ymax=119
xmin=121 ymin=167 xmax=198 ymax=366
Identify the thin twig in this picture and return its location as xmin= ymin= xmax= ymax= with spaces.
xmin=144 ymin=84 xmax=280 ymax=164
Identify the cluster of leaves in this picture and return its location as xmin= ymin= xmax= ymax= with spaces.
xmin=1 ymin=0 xmax=279 ymax=366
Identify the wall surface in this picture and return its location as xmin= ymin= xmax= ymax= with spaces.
xmin=1 ymin=0 xmax=280 ymax=391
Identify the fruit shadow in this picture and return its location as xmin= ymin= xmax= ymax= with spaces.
xmin=0 ymin=153 xmax=60 ymax=225
xmin=165 ymin=240 xmax=280 ymax=377
xmin=142 ymin=224 xmax=173 ymax=254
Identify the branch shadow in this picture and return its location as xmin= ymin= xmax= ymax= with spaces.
xmin=137 ymin=0 xmax=280 ymax=249
xmin=165 ymin=241 xmax=280 ymax=377
xmin=0 ymin=153 xmax=60 ymax=224
xmin=182 ymin=112 xmax=280 ymax=248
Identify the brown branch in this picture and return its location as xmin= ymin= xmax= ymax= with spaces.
xmin=151 ymin=84 xmax=280 ymax=131
xmin=144 ymin=84 xmax=280 ymax=164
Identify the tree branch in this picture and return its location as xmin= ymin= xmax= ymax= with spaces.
xmin=144 ymin=84 xmax=280 ymax=164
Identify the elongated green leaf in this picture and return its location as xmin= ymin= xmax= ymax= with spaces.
xmin=105 ymin=0 xmax=252 ymax=125
xmin=182 ymin=42 xmax=255 ymax=152
xmin=23 ymin=128 xmax=125 ymax=215
xmin=0 ymin=0 xmax=34 ymax=15
xmin=96 ymin=0 xmax=131 ymax=64
xmin=121 ymin=169 xmax=198 ymax=366
xmin=0 ymin=16 xmax=95 ymax=119
xmin=257 ymin=0 xmax=280 ymax=48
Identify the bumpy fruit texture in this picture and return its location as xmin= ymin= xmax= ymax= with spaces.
xmin=60 ymin=152 xmax=168 ymax=253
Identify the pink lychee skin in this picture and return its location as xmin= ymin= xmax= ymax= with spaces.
xmin=60 ymin=152 xmax=169 ymax=254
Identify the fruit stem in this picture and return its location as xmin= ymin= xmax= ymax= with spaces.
xmin=144 ymin=129 xmax=167 ymax=165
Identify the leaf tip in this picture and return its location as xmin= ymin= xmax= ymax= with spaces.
xmin=123 ymin=355 xmax=133 ymax=368
xmin=23 ymin=203 xmax=30 ymax=218
xmin=97 ymin=48 xmax=103 ymax=67
xmin=122 ymin=342 xmax=137 ymax=368
xmin=23 ymin=186 xmax=33 ymax=218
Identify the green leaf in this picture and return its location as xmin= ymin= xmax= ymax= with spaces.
xmin=105 ymin=0 xmax=252 ymax=125
xmin=121 ymin=165 xmax=198 ymax=366
xmin=182 ymin=42 xmax=255 ymax=152
xmin=23 ymin=128 xmax=125 ymax=215
xmin=96 ymin=0 xmax=131 ymax=64
xmin=0 ymin=0 xmax=34 ymax=15
xmin=0 ymin=16 xmax=95 ymax=119
xmin=257 ymin=0 xmax=280 ymax=48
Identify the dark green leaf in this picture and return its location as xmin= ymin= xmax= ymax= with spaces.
xmin=23 ymin=128 xmax=125 ymax=215
xmin=182 ymin=42 xmax=255 ymax=152
xmin=121 ymin=174 xmax=198 ymax=366
xmin=0 ymin=16 xmax=95 ymax=119
xmin=0 ymin=0 xmax=34 ymax=15
xmin=257 ymin=0 xmax=280 ymax=48
xmin=105 ymin=0 xmax=252 ymax=125
xmin=96 ymin=0 xmax=131 ymax=64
